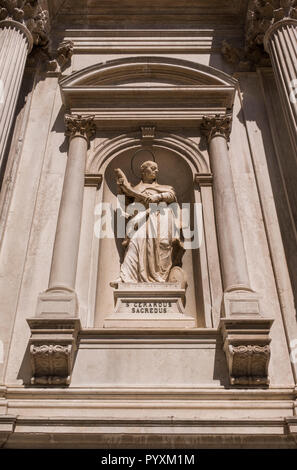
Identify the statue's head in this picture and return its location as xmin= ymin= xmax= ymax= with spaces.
xmin=140 ymin=160 xmax=159 ymax=183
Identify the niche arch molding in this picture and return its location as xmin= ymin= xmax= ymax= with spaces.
xmin=65 ymin=56 xmax=236 ymax=328
xmin=76 ymin=129 xmax=218 ymax=329
xmin=87 ymin=130 xmax=210 ymax=175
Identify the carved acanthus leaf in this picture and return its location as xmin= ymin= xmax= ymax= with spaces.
xmin=228 ymin=344 xmax=271 ymax=386
xmin=57 ymin=40 xmax=74 ymax=66
xmin=65 ymin=114 xmax=96 ymax=142
xmin=246 ymin=0 xmax=297 ymax=48
xmin=0 ymin=0 xmax=49 ymax=47
xmin=30 ymin=344 xmax=72 ymax=385
xmin=222 ymin=1 xmax=297 ymax=70
xmin=221 ymin=39 xmax=270 ymax=71
xmin=47 ymin=40 xmax=74 ymax=72
xmin=200 ymin=114 xmax=233 ymax=142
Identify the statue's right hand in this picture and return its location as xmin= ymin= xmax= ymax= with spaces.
xmin=115 ymin=168 xmax=128 ymax=186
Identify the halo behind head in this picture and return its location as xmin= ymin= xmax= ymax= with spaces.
xmin=131 ymin=148 xmax=156 ymax=176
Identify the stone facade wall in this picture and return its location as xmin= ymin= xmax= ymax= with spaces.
xmin=0 ymin=0 xmax=296 ymax=448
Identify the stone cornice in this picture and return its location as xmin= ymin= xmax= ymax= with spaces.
xmin=0 ymin=0 xmax=49 ymax=50
xmin=200 ymin=114 xmax=233 ymax=142
xmin=64 ymin=114 xmax=96 ymax=143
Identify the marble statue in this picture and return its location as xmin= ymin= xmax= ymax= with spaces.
xmin=111 ymin=160 xmax=186 ymax=286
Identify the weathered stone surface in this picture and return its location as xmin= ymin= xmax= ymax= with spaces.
xmin=0 ymin=0 xmax=295 ymax=449
xmin=0 ymin=0 xmax=49 ymax=47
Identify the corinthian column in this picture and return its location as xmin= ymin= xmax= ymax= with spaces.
xmin=201 ymin=114 xmax=273 ymax=386
xmin=37 ymin=114 xmax=96 ymax=317
xmin=201 ymin=115 xmax=251 ymax=294
xmin=29 ymin=115 xmax=95 ymax=386
xmin=247 ymin=0 xmax=297 ymax=155
xmin=0 ymin=1 xmax=49 ymax=171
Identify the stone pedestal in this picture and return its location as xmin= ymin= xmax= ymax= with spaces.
xmin=104 ymin=283 xmax=196 ymax=328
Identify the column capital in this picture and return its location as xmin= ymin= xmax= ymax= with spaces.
xmin=246 ymin=0 xmax=297 ymax=52
xmin=64 ymin=114 xmax=96 ymax=143
xmin=0 ymin=0 xmax=49 ymax=52
xmin=200 ymin=114 xmax=233 ymax=142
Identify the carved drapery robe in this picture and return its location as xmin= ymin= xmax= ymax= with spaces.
xmin=119 ymin=181 xmax=178 ymax=283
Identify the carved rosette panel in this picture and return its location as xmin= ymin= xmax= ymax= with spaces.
xmin=65 ymin=114 xmax=96 ymax=143
xmin=30 ymin=344 xmax=72 ymax=385
xmin=0 ymin=0 xmax=49 ymax=47
xmin=227 ymin=344 xmax=271 ymax=386
xmin=200 ymin=114 xmax=233 ymax=142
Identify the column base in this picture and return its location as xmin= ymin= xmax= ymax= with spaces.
xmin=27 ymin=318 xmax=81 ymax=386
xmin=222 ymin=289 xmax=261 ymax=317
xmin=36 ymin=287 xmax=78 ymax=318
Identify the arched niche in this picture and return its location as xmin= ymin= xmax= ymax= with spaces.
xmin=74 ymin=131 xmax=220 ymax=329
xmin=65 ymin=56 xmax=235 ymax=329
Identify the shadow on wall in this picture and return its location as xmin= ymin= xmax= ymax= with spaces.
xmin=238 ymin=73 xmax=297 ymax=317
xmin=213 ymin=336 xmax=230 ymax=388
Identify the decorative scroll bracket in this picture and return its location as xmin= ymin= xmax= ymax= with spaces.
xmin=27 ymin=318 xmax=81 ymax=386
xmin=220 ymin=318 xmax=274 ymax=387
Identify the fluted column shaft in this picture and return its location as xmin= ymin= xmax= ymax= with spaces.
xmin=201 ymin=116 xmax=251 ymax=293
xmin=0 ymin=1 xmax=48 ymax=172
xmin=264 ymin=19 xmax=297 ymax=156
xmin=0 ymin=20 xmax=32 ymax=171
xmin=48 ymin=115 xmax=96 ymax=291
